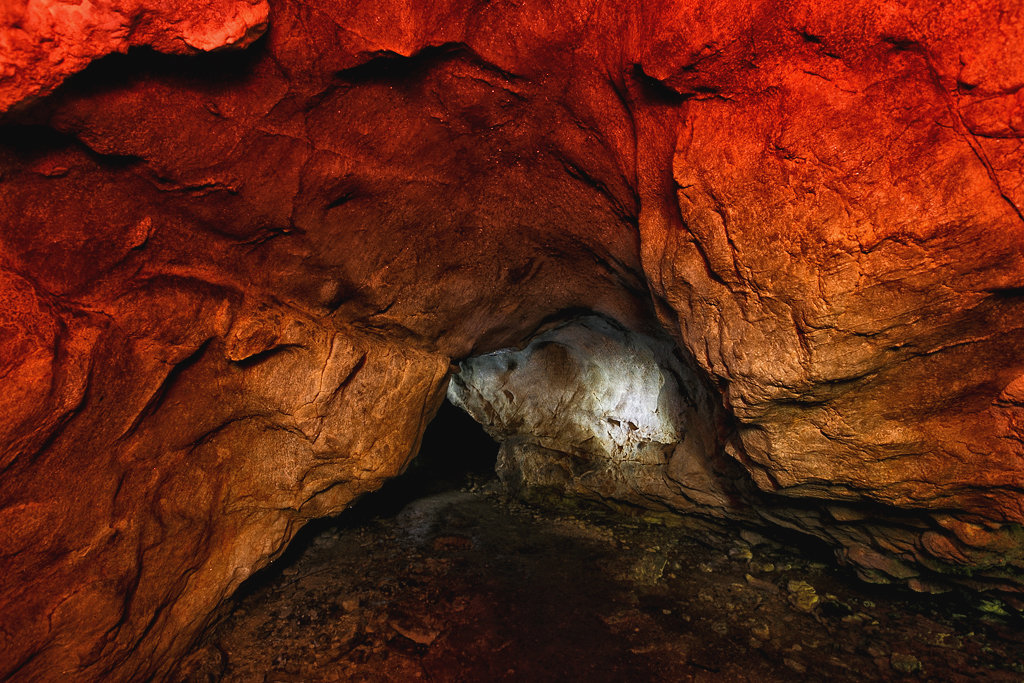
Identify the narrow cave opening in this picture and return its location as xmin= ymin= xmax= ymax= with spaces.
xmin=228 ymin=398 xmax=500 ymax=602
xmin=344 ymin=398 xmax=501 ymax=522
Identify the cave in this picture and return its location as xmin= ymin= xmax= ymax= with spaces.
xmin=3 ymin=0 xmax=1024 ymax=680
xmin=345 ymin=397 xmax=500 ymax=519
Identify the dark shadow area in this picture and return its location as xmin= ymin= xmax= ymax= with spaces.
xmin=344 ymin=398 xmax=500 ymax=522
xmin=0 ymin=123 xmax=143 ymax=169
xmin=334 ymin=42 xmax=521 ymax=87
xmin=0 ymin=124 xmax=77 ymax=157
xmin=1 ymin=34 xmax=269 ymax=125
xmin=230 ymin=399 xmax=498 ymax=602
xmin=66 ymin=36 xmax=268 ymax=92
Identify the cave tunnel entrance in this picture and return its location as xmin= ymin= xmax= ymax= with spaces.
xmin=233 ymin=398 xmax=500 ymax=593
xmin=347 ymin=398 xmax=501 ymax=521
xmin=191 ymin=337 xmax=1024 ymax=681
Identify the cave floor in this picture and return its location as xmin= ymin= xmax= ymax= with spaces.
xmin=179 ymin=481 xmax=1024 ymax=682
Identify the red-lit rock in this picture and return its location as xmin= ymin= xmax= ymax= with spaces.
xmin=1 ymin=0 xmax=1023 ymax=679
xmin=0 ymin=0 xmax=269 ymax=113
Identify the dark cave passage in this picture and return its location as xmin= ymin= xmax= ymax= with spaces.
xmin=188 ymin=368 xmax=1024 ymax=682
xmin=347 ymin=398 xmax=501 ymax=521
xmin=230 ymin=399 xmax=500 ymax=600
xmin=191 ymin=323 xmax=1024 ymax=683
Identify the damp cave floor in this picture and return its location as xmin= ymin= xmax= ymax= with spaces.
xmin=178 ymin=479 xmax=1024 ymax=683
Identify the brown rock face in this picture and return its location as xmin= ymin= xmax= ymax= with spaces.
xmin=1 ymin=0 xmax=1023 ymax=679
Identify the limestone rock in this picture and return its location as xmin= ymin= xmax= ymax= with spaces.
xmin=0 ymin=0 xmax=1023 ymax=679
xmin=448 ymin=315 xmax=728 ymax=510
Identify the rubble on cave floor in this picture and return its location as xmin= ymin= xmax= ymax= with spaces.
xmin=178 ymin=480 xmax=1024 ymax=682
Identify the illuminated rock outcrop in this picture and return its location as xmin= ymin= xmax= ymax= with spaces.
xmin=1 ymin=0 xmax=1023 ymax=679
xmin=449 ymin=316 xmax=729 ymax=511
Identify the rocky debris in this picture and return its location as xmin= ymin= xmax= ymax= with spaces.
xmin=891 ymin=653 xmax=923 ymax=675
xmin=179 ymin=482 xmax=1024 ymax=682
xmin=786 ymin=580 xmax=820 ymax=612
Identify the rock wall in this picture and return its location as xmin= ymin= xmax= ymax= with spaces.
xmin=449 ymin=316 xmax=731 ymax=511
xmin=0 ymin=0 xmax=269 ymax=112
xmin=1 ymin=0 xmax=1023 ymax=679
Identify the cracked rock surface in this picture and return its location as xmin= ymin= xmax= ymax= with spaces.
xmin=1 ymin=0 xmax=1024 ymax=679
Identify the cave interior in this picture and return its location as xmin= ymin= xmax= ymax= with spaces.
xmin=2 ymin=0 xmax=1024 ymax=680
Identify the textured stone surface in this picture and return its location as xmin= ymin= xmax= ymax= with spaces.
xmin=181 ymin=487 xmax=1024 ymax=682
xmin=449 ymin=316 xmax=729 ymax=510
xmin=0 ymin=0 xmax=269 ymax=112
xmin=1 ymin=0 xmax=1023 ymax=679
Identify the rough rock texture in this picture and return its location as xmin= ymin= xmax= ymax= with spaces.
xmin=180 ymin=487 xmax=1024 ymax=682
xmin=1 ymin=0 xmax=1024 ymax=679
xmin=0 ymin=0 xmax=270 ymax=112
xmin=449 ymin=316 xmax=730 ymax=510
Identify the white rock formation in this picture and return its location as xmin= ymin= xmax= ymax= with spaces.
xmin=448 ymin=316 xmax=724 ymax=508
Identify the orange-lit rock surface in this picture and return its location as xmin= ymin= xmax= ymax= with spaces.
xmin=0 ymin=0 xmax=269 ymax=112
xmin=1 ymin=0 xmax=1023 ymax=679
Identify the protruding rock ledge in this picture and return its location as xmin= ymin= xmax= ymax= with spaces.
xmin=449 ymin=315 xmax=726 ymax=511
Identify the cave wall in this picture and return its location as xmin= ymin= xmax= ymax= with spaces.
xmin=1 ymin=0 xmax=1024 ymax=679
xmin=449 ymin=315 xmax=732 ymax=511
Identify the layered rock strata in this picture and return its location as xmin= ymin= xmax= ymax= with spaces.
xmin=1 ymin=0 xmax=1023 ymax=679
